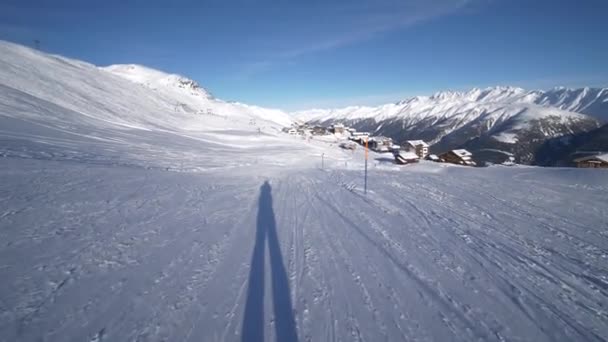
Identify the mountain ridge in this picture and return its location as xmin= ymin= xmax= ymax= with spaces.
xmin=294 ymin=86 xmax=604 ymax=164
xmin=294 ymin=86 xmax=608 ymax=122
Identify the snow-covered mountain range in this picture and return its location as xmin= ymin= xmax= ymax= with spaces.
xmin=295 ymin=86 xmax=608 ymax=123
xmin=295 ymin=86 xmax=607 ymax=163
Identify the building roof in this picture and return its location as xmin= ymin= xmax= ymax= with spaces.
xmin=397 ymin=151 xmax=419 ymax=160
xmin=452 ymin=149 xmax=473 ymax=157
xmin=370 ymin=136 xmax=392 ymax=142
xmin=428 ymin=154 xmax=440 ymax=160
xmin=574 ymin=153 xmax=608 ymax=163
xmin=406 ymin=140 xmax=429 ymax=147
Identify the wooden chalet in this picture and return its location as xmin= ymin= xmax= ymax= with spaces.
xmin=330 ymin=123 xmax=346 ymax=134
xmin=427 ymin=154 xmax=441 ymax=162
xmin=368 ymin=136 xmax=393 ymax=152
xmin=439 ymin=149 xmax=476 ymax=166
xmin=574 ymin=153 xmax=608 ymax=168
xmin=402 ymin=140 xmax=429 ymax=159
xmin=311 ymin=126 xmax=328 ymax=135
xmin=394 ymin=151 xmax=419 ymax=165
xmin=349 ymin=132 xmax=370 ymax=145
xmin=351 ymin=132 xmax=370 ymax=139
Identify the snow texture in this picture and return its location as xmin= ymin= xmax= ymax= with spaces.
xmin=1 ymin=40 xmax=608 ymax=342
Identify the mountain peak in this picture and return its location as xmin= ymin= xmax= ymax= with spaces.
xmin=430 ymin=90 xmax=459 ymax=100
xmin=102 ymin=64 xmax=213 ymax=99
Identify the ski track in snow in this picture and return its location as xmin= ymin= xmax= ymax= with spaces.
xmin=1 ymin=155 xmax=607 ymax=342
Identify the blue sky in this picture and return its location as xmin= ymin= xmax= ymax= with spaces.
xmin=1 ymin=0 xmax=607 ymax=110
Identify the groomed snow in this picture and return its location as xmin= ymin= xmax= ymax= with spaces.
xmin=1 ymin=41 xmax=608 ymax=342
xmin=2 ymin=157 xmax=607 ymax=342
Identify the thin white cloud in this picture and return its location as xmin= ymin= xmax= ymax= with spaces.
xmin=236 ymin=0 xmax=474 ymax=79
xmin=281 ymin=0 xmax=471 ymax=58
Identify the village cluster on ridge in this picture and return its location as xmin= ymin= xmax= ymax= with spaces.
xmin=284 ymin=119 xmax=608 ymax=168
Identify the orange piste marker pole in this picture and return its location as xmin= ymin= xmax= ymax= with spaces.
xmin=364 ymin=137 xmax=368 ymax=194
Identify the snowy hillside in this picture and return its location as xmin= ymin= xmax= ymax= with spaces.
xmin=1 ymin=41 xmax=608 ymax=342
xmin=102 ymin=64 xmax=293 ymax=127
xmin=0 ymin=40 xmax=291 ymax=133
xmin=535 ymin=123 xmax=608 ymax=166
xmin=538 ymin=87 xmax=608 ymax=121
xmin=0 ymin=40 xmax=304 ymax=168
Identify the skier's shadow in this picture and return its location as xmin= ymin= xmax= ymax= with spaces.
xmin=241 ymin=181 xmax=298 ymax=342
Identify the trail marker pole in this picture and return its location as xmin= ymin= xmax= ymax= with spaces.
xmin=321 ymin=153 xmax=325 ymax=170
xmin=364 ymin=138 xmax=368 ymax=194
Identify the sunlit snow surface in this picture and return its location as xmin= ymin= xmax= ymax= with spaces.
xmin=1 ymin=41 xmax=608 ymax=342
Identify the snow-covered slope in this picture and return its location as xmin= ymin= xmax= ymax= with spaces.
xmin=101 ymin=64 xmax=293 ymax=127
xmin=538 ymin=87 xmax=608 ymax=121
xmin=535 ymin=123 xmax=608 ymax=166
xmin=2 ymin=157 xmax=608 ymax=342
xmin=102 ymin=64 xmax=215 ymax=100
xmin=0 ymin=40 xmax=291 ymax=133
xmin=0 ymin=40 xmax=310 ymax=171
